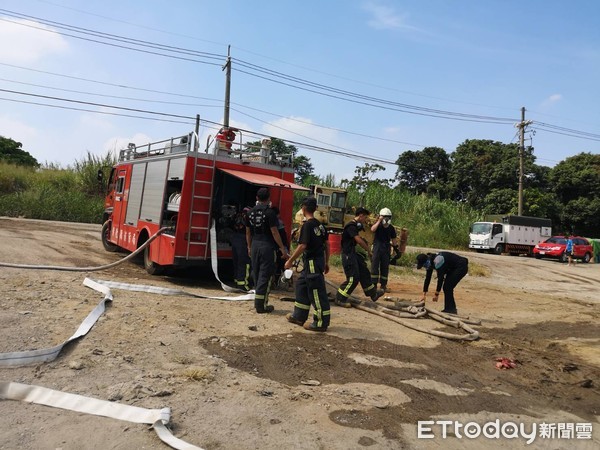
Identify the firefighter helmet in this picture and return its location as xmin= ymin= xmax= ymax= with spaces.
xmin=379 ymin=208 xmax=392 ymax=217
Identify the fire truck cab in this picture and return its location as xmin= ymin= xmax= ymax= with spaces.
xmin=101 ymin=131 xmax=308 ymax=275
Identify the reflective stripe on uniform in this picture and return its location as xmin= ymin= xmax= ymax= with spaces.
xmin=337 ymin=276 xmax=354 ymax=298
xmin=312 ymin=288 xmax=323 ymax=326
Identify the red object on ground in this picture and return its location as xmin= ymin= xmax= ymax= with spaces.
xmin=495 ymin=357 xmax=517 ymax=370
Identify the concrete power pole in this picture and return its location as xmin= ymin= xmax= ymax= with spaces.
xmin=517 ymin=107 xmax=532 ymax=216
xmin=222 ymin=46 xmax=231 ymax=128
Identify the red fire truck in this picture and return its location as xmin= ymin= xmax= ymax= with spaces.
xmin=101 ymin=130 xmax=307 ymax=274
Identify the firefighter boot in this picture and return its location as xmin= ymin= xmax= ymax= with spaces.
xmin=257 ymin=305 xmax=275 ymax=314
xmin=371 ymin=289 xmax=385 ymax=302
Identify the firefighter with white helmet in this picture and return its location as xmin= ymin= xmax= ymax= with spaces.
xmin=370 ymin=207 xmax=400 ymax=292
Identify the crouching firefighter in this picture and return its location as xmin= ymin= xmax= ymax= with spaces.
xmin=284 ymin=196 xmax=331 ymax=332
xmin=245 ymin=187 xmax=289 ymax=313
xmin=335 ymin=207 xmax=384 ymax=307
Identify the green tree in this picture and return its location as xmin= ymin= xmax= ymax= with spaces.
xmin=448 ymin=139 xmax=539 ymax=211
xmin=341 ymin=163 xmax=391 ymax=207
xmin=549 ymin=152 xmax=600 ymax=235
xmin=548 ymin=152 xmax=600 ymax=203
xmin=292 ymin=154 xmax=314 ymax=186
xmin=0 ymin=136 xmax=39 ymax=167
xmin=395 ymin=146 xmax=450 ymax=196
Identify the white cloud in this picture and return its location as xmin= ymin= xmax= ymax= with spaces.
xmin=260 ymin=116 xmax=338 ymax=145
xmin=362 ymin=2 xmax=412 ymax=31
xmin=541 ymin=94 xmax=562 ymax=108
xmin=383 ymin=126 xmax=401 ymax=134
xmin=0 ymin=114 xmax=38 ymax=144
xmin=102 ymin=133 xmax=153 ymax=159
xmin=0 ymin=18 xmax=69 ymax=64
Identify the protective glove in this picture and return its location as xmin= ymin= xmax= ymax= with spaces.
xmin=390 ymin=245 xmax=401 ymax=265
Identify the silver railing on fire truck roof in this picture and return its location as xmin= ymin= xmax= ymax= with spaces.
xmin=118 ymin=134 xmax=193 ymax=162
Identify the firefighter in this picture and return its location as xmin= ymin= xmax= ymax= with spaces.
xmin=245 ymin=187 xmax=289 ymax=313
xmin=270 ymin=206 xmax=289 ymax=287
xmin=370 ymin=207 xmax=400 ymax=292
xmin=215 ymin=127 xmax=236 ymax=152
xmin=284 ymin=196 xmax=330 ymax=332
xmin=416 ymin=251 xmax=469 ymax=315
xmin=230 ymin=206 xmax=252 ymax=291
xmin=335 ymin=207 xmax=384 ymax=307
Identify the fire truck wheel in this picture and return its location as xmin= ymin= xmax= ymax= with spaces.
xmin=144 ymin=245 xmax=165 ymax=275
xmin=101 ymin=221 xmax=118 ymax=252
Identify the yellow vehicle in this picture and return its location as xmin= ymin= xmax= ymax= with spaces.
xmin=294 ymin=184 xmax=348 ymax=232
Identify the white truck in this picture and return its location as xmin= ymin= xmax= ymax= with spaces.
xmin=469 ymin=215 xmax=552 ymax=256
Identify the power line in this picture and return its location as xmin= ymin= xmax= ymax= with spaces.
xmin=1 ymin=8 xmax=516 ymax=124
xmin=233 ymin=58 xmax=517 ymax=123
xmin=2 ymin=8 xmax=598 ymax=153
xmin=0 ymin=64 xmax=427 ymax=149
xmin=0 ymin=14 xmax=222 ymax=66
xmin=231 ymin=107 xmax=397 ymax=164
xmin=0 ymin=96 xmax=193 ymax=125
xmin=231 ymin=103 xmax=425 ymax=148
xmin=532 ymin=121 xmax=600 ymax=140
xmin=31 ymin=0 xmax=521 ymax=114
xmin=6 ymin=7 xmax=599 ymax=141
xmin=0 ymin=90 xmax=399 ymax=166
xmin=0 ymin=88 xmax=196 ymax=121
xmin=0 ymin=77 xmax=222 ymax=108
xmin=0 ymin=62 xmax=221 ymax=100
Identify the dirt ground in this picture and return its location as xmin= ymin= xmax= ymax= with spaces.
xmin=0 ymin=217 xmax=598 ymax=450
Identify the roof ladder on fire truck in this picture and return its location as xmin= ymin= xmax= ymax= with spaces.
xmin=185 ymin=134 xmax=216 ymax=260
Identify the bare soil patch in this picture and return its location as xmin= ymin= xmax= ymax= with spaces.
xmin=0 ymin=217 xmax=599 ymax=449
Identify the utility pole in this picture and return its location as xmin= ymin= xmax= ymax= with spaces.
xmin=222 ymin=45 xmax=231 ymax=128
xmin=516 ymin=107 xmax=532 ymax=216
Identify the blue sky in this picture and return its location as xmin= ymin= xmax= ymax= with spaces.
xmin=0 ymin=0 xmax=598 ymax=181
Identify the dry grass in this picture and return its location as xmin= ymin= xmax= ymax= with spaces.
xmin=468 ymin=261 xmax=490 ymax=277
xmin=179 ymin=367 xmax=213 ymax=382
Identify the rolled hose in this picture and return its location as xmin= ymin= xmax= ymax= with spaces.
xmin=0 ymin=227 xmax=168 ymax=272
xmin=324 ymin=278 xmax=480 ymax=341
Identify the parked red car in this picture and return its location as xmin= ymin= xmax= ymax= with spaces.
xmin=533 ymin=236 xmax=593 ymax=263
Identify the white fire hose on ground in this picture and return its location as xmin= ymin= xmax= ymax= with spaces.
xmin=324 ymin=279 xmax=481 ymax=341
xmin=0 ymin=278 xmax=204 ymax=450
xmin=0 ymin=222 xmax=254 ymax=450
xmin=0 ymin=226 xmax=169 ymax=272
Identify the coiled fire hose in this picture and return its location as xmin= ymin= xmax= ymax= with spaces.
xmin=324 ymin=279 xmax=480 ymax=341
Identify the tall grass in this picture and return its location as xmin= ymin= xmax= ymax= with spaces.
xmin=0 ymin=151 xmax=114 ymax=223
xmin=349 ymin=184 xmax=481 ymax=250
xmin=1 ymin=160 xmax=480 ymax=248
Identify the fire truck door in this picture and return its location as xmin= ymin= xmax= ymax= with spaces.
xmin=112 ymin=169 xmax=128 ymax=244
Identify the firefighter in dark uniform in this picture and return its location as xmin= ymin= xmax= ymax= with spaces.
xmin=245 ymin=187 xmax=289 ymax=313
xmin=284 ymin=196 xmax=330 ymax=332
xmin=335 ymin=207 xmax=384 ymax=307
xmin=230 ymin=206 xmax=252 ymax=291
xmin=416 ymin=251 xmax=469 ymax=315
xmin=370 ymin=207 xmax=399 ymax=292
